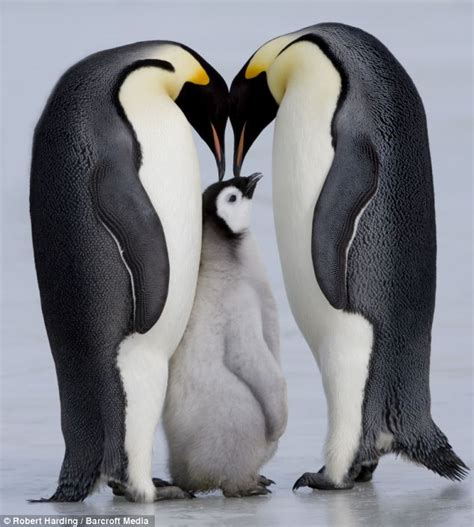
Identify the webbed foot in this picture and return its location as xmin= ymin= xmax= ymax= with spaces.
xmin=223 ymin=485 xmax=272 ymax=498
xmin=108 ymin=480 xmax=193 ymax=501
xmin=292 ymin=467 xmax=354 ymax=491
xmin=124 ymin=486 xmax=194 ymax=502
xmin=151 ymin=486 xmax=195 ymax=501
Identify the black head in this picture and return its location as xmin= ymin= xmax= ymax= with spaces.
xmin=175 ymin=45 xmax=229 ymax=180
xmin=229 ymin=60 xmax=278 ymax=177
xmin=203 ymin=172 xmax=263 ymax=238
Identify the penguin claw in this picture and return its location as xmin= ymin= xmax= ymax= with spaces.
xmin=258 ymin=475 xmax=276 ymax=487
xmin=292 ymin=471 xmax=354 ymax=491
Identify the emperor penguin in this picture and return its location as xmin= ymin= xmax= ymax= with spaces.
xmin=162 ymin=174 xmax=288 ymax=497
xmin=30 ymin=41 xmax=228 ymax=502
xmin=228 ymin=23 xmax=468 ymax=490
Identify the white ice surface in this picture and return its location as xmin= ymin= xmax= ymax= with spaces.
xmin=1 ymin=1 xmax=472 ymax=525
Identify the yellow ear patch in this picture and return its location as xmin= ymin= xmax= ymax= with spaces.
xmin=189 ymin=67 xmax=210 ymax=85
xmin=245 ymin=62 xmax=266 ymax=79
xmin=244 ymin=33 xmax=307 ymax=81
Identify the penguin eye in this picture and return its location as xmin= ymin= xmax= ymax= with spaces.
xmin=228 ymin=194 xmax=237 ymax=203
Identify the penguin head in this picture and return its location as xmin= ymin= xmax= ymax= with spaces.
xmin=120 ymin=43 xmax=228 ymax=180
xmin=229 ymin=31 xmax=307 ymax=176
xmin=203 ymin=173 xmax=263 ymax=237
xmin=173 ymin=44 xmax=229 ymax=180
xmin=229 ymin=64 xmax=278 ymax=178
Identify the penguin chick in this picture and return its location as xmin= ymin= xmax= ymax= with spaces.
xmin=162 ymin=173 xmax=288 ymax=497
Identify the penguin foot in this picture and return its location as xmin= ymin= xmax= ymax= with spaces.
xmin=108 ymin=480 xmax=126 ymax=497
xmin=354 ymin=462 xmax=378 ymax=483
xmin=109 ymin=480 xmax=193 ymax=501
xmin=258 ymin=475 xmax=276 ymax=487
xmin=223 ymin=485 xmax=272 ymax=498
xmin=152 ymin=486 xmax=195 ymax=501
xmin=292 ymin=470 xmax=354 ymax=491
xmin=123 ymin=486 xmax=194 ymax=502
xmin=109 ymin=478 xmax=172 ymax=496
xmin=152 ymin=477 xmax=173 ymax=488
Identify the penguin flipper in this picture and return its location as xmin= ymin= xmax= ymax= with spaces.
xmin=312 ymin=135 xmax=378 ymax=310
xmin=224 ymin=312 xmax=287 ymax=442
xmin=92 ymin=163 xmax=169 ymax=333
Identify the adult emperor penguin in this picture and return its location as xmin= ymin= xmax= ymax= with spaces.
xmin=30 ymin=41 xmax=228 ymax=502
xmin=229 ymin=23 xmax=468 ymax=490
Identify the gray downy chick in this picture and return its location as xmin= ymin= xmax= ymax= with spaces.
xmin=162 ymin=173 xmax=288 ymax=497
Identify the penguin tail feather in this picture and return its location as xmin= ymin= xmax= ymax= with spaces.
xmin=394 ymin=421 xmax=469 ymax=481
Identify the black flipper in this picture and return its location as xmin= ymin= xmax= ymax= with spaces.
xmin=312 ymin=135 xmax=378 ymax=310
xmin=92 ymin=163 xmax=169 ymax=334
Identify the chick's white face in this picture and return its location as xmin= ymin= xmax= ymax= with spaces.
xmin=216 ymin=186 xmax=252 ymax=234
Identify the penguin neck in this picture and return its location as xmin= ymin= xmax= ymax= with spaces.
xmin=118 ymin=67 xmax=177 ymax=113
xmin=118 ymin=44 xmax=209 ymax=103
xmin=267 ymin=40 xmax=342 ymax=106
xmin=270 ymin=39 xmax=342 ymax=204
xmin=200 ymin=220 xmax=250 ymax=277
xmin=244 ymin=30 xmax=307 ymax=79
xmin=269 ymin=39 xmax=342 ymax=331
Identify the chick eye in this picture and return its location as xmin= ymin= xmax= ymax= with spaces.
xmin=228 ymin=194 xmax=237 ymax=203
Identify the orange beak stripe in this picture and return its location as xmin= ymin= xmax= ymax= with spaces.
xmin=211 ymin=123 xmax=222 ymax=162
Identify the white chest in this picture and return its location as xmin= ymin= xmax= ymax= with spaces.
xmin=120 ymin=92 xmax=202 ymax=353
xmin=272 ymin=76 xmax=340 ymax=344
xmin=271 ymin=58 xmax=374 ymax=363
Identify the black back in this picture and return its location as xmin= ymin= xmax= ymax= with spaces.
xmin=31 ymin=42 xmax=173 ymax=347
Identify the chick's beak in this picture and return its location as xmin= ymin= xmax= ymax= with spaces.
xmin=244 ymin=172 xmax=263 ymax=198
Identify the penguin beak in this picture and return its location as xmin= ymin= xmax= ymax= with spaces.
xmin=230 ymin=68 xmax=279 ymax=177
xmin=174 ymin=64 xmax=228 ymax=182
xmin=243 ymin=172 xmax=263 ymax=198
xmin=211 ymin=123 xmax=226 ymax=181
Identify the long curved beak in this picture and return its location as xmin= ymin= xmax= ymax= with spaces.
xmin=243 ymin=172 xmax=263 ymax=198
